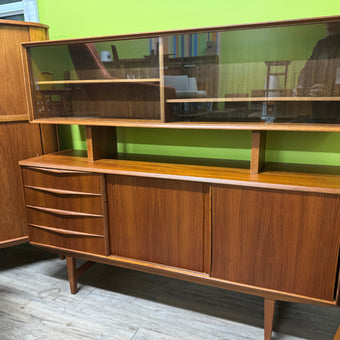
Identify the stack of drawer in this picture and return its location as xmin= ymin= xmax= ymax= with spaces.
xmin=21 ymin=167 xmax=107 ymax=255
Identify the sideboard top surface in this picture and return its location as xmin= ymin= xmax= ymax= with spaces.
xmin=19 ymin=150 xmax=340 ymax=195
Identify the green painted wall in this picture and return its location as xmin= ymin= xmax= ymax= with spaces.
xmin=37 ymin=0 xmax=340 ymax=166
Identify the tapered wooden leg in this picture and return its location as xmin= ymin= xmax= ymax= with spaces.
xmin=66 ymin=257 xmax=78 ymax=294
xmin=334 ymin=325 xmax=340 ymax=340
xmin=65 ymin=256 xmax=96 ymax=294
xmin=59 ymin=254 xmax=65 ymax=260
xmin=264 ymin=298 xmax=275 ymax=340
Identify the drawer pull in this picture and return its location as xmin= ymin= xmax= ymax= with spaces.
xmin=29 ymin=223 xmax=104 ymax=238
xmin=24 ymin=185 xmax=102 ymax=197
xmin=27 ymin=167 xmax=87 ymax=174
xmin=26 ymin=205 xmax=103 ymax=218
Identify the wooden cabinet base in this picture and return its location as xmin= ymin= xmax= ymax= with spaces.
xmin=0 ymin=236 xmax=29 ymax=249
xmin=64 ymin=252 xmax=278 ymax=339
xmin=20 ymin=159 xmax=340 ymax=340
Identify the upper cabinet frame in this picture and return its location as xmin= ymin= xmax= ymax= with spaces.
xmin=21 ymin=15 xmax=340 ymax=131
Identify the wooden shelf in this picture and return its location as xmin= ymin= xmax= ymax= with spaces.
xmin=29 ymin=117 xmax=340 ymax=132
xmin=166 ymin=96 xmax=340 ymax=103
xmin=19 ymin=151 xmax=340 ymax=195
xmin=36 ymin=78 xmax=161 ymax=85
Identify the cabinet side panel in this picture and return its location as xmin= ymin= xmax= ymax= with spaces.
xmin=211 ymin=185 xmax=340 ymax=301
xmin=107 ymin=175 xmax=204 ymax=272
xmin=0 ymin=122 xmax=42 ymax=242
xmin=0 ymin=25 xmax=30 ymax=118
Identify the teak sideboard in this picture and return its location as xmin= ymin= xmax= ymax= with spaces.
xmin=18 ymin=16 xmax=340 ymax=339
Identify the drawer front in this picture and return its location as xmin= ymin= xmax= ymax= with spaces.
xmin=29 ymin=225 xmax=106 ymax=255
xmin=22 ymin=167 xmax=102 ymax=194
xmin=24 ymin=187 xmax=104 ymax=216
xmin=26 ymin=208 xmax=105 ymax=236
xmin=22 ymin=166 xmax=107 ymax=255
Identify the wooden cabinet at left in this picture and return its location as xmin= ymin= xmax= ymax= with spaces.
xmin=0 ymin=20 xmax=57 ymax=248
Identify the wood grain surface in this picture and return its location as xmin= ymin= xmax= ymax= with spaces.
xmin=19 ymin=151 xmax=340 ymax=195
xmin=107 ymin=175 xmax=205 ymax=272
xmin=211 ymin=185 xmax=340 ymax=301
xmin=0 ymin=24 xmax=30 ymax=118
xmin=0 ymin=122 xmax=42 ymax=243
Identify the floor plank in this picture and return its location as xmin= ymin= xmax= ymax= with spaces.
xmin=0 ymin=244 xmax=339 ymax=340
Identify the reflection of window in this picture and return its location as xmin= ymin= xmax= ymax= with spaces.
xmin=0 ymin=0 xmax=39 ymax=22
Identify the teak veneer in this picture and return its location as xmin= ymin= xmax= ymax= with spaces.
xmin=18 ymin=15 xmax=340 ymax=340
xmin=0 ymin=19 xmax=58 ymax=249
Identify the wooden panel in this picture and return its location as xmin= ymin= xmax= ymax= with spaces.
xmin=21 ymin=167 xmax=102 ymax=194
xmin=26 ymin=207 xmax=104 ymax=236
xmin=28 ymin=225 xmax=105 ymax=255
xmin=24 ymin=186 xmax=104 ymax=215
xmin=0 ymin=122 xmax=42 ymax=243
xmin=250 ymin=130 xmax=266 ymax=174
xmin=211 ymin=185 xmax=340 ymax=301
xmin=107 ymin=175 xmax=205 ymax=272
xmin=86 ymin=125 xmax=117 ymax=161
xmin=40 ymin=124 xmax=59 ymax=154
xmin=19 ymin=151 xmax=340 ymax=195
xmin=0 ymin=25 xmax=30 ymax=118
xmin=29 ymin=26 xmax=48 ymax=42
xmin=71 ymin=83 xmax=161 ymax=120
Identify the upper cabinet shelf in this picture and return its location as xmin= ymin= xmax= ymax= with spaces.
xmin=36 ymin=79 xmax=161 ymax=85
xmin=22 ymin=16 xmax=340 ymax=130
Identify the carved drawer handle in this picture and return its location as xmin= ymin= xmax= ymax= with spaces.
xmin=24 ymin=185 xmax=102 ymax=197
xmin=29 ymin=223 xmax=104 ymax=238
xmin=26 ymin=205 xmax=103 ymax=218
xmin=27 ymin=167 xmax=88 ymax=174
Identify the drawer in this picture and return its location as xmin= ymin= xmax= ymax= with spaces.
xmin=26 ymin=206 xmax=105 ymax=236
xmin=29 ymin=224 xmax=106 ymax=255
xmin=21 ymin=167 xmax=102 ymax=194
xmin=24 ymin=186 xmax=104 ymax=215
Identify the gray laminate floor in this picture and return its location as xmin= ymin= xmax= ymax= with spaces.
xmin=0 ymin=244 xmax=339 ymax=340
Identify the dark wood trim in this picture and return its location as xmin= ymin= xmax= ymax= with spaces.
xmin=0 ymin=236 xmax=29 ymax=249
xmin=30 ymin=242 xmax=338 ymax=307
xmin=21 ymin=15 xmax=340 ymax=47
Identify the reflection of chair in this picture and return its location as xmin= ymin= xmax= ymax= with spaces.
xmin=68 ymin=43 xmax=113 ymax=79
xmin=67 ymin=43 xmax=176 ymax=119
xmin=264 ymin=60 xmax=291 ymax=96
xmin=164 ymin=75 xmax=206 ymax=97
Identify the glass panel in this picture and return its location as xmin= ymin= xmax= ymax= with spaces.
xmin=1 ymin=14 xmax=24 ymax=20
xmin=163 ymin=22 xmax=340 ymax=124
xmin=0 ymin=0 xmax=21 ymax=4
xmin=27 ymin=38 xmax=161 ymax=120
